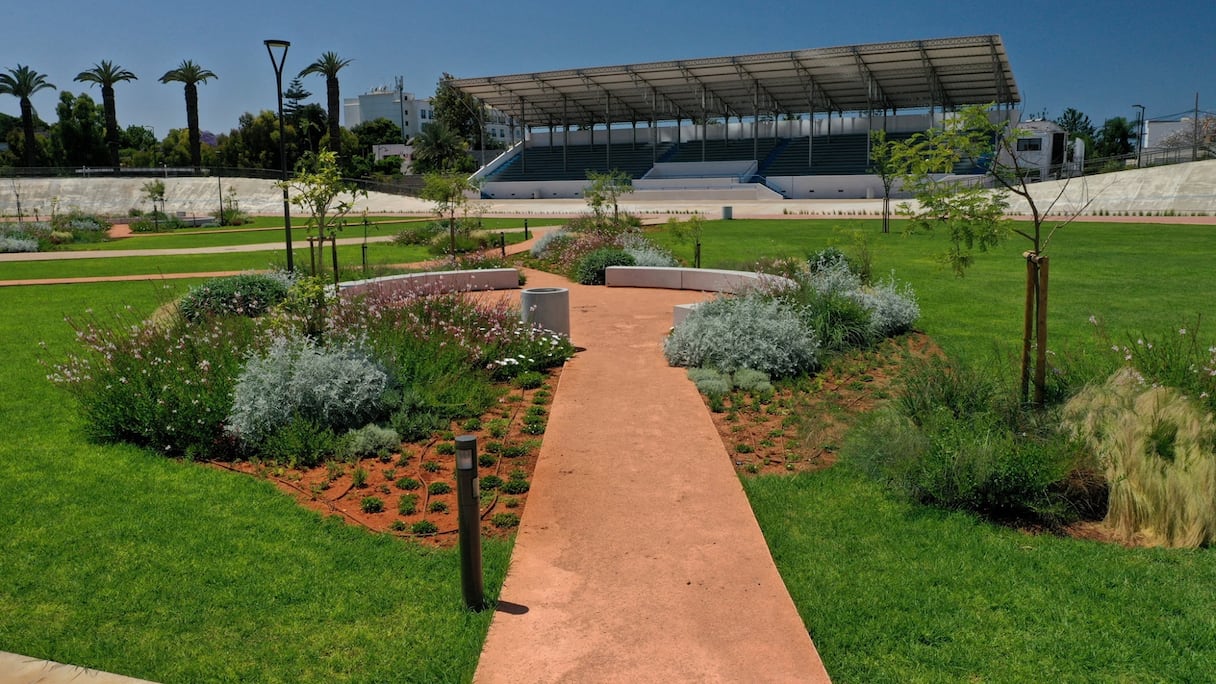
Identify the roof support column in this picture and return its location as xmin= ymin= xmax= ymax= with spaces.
xmin=518 ymin=97 xmax=526 ymax=174
xmin=605 ymin=90 xmax=611 ymax=170
xmin=562 ymin=97 xmax=568 ymax=173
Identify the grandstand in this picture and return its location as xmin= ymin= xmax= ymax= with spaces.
xmin=447 ymin=35 xmax=1020 ymax=200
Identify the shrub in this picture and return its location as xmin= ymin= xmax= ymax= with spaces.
xmin=361 ymin=496 xmax=385 ymax=513
xmin=428 ymin=481 xmax=452 ymax=495
xmin=393 ymin=222 xmax=443 ymax=246
xmin=491 ymin=512 xmax=520 ymax=529
xmin=575 ymin=248 xmax=635 ymax=285
xmin=528 ymin=228 xmax=571 ymax=258
xmin=338 ymin=424 xmax=400 ymax=461
xmin=260 ymin=416 xmax=339 ymax=468
xmin=854 ymin=277 xmax=920 ymax=338
xmin=411 ymin=520 xmax=438 ymax=535
xmin=226 ymin=333 xmax=391 ymax=450
xmin=397 ymin=494 xmax=419 ymax=515
xmin=480 ymin=475 xmax=504 ymax=491
xmin=664 ymin=292 xmax=820 ymax=377
xmin=620 ymin=234 xmax=678 ymax=267
xmin=178 ymin=273 xmax=291 ymax=322
xmin=395 ymin=477 xmax=421 ymax=491
xmin=0 ymin=235 xmax=39 ymax=253
xmin=428 ymin=500 xmax=449 ymax=513
xmin=732 ymin=368 xmax=773 ymax=394
xmin=435 ymin=442 xmax=456 ymax=455
xmin=501 ymin=478 xmax=531 ymax=494
xmin=513 ymin=371 xmax=545 ymax=390
xmin=50 ymin=311 xmax=262 ymax=458
xmin=687 ymin=368 xmax=731 ymax=397
xmin=1064 ymin=369 xmax=1216 ymax=548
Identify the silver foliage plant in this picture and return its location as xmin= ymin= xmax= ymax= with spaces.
xmin=619 ymin=234 xmax=678 ymax=267
xmin=807 ymin=260 xmax=919 ymax=339
xmin=226 ymin=333 xmax=391 ymax=448
xmin=664 ymin=292 xmax=820 ymax=377
xmin=529 ymin=228 xmax=570 ymax=258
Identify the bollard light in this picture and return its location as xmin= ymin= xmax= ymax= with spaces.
xmin=455 ymin=435 xmax=484 ymax=610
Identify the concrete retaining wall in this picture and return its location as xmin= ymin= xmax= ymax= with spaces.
xmin=605 ymin=266 xmax=796 ymax=326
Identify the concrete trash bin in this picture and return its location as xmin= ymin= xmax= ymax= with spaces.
xmin=722 ymin=206 xmax=733 ymax=220
xmin=520 ymin=287 xmax=570 ymax=338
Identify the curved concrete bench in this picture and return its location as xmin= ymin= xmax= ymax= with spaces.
xmin=339 ymin=268 xmax=520 ymax=296
xmin=604 ymin=266 xmax=796 ymax=326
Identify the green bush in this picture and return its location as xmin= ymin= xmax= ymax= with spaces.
xmin=687 ymin=368 xmax=731 ymax=397
xmin=260 ymin=416 xmax=339 ymax=469
xmin=575 ymin=248 xmax=635 ymax=285
xmin=178 ymin=273 xmax=291 ymax=322
xmin=480 ymin=475 xmax=504 ymax=491
xmin=411 ymin=520 xmax=438 ymax=535
xmin=491 ymin=512 xmax=520 ymax=529
xmin=428 ymin=481 xmax=452 ymax=495
xmin=360 ymin=496 xmax=385 ymax=513
xmin=397 ymin=493 xmax=419 ymax=515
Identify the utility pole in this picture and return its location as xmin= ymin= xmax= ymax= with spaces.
xmin=396 ymin=76 xmax=407 ymax=145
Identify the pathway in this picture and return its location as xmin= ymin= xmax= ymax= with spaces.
xmin=475 ymin=270 xmax=831 ymax=682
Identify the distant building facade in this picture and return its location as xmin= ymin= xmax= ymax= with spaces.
xmin=343 ymin=87 xmax=522 ymax=144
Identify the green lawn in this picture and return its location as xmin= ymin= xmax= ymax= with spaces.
xmin=653 ymin=219 xmax=1216 ymax=681
xmin=0 ymin=282 xmax=510 ymax=682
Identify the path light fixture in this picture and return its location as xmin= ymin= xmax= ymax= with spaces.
xmin=455 ymin=435 xmax=485 ymax=610
xmin=265 ymin=38 xmax=294 ymax=271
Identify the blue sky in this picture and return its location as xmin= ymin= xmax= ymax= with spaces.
xmin=3 ymin=0 xmax=1213 ymax=140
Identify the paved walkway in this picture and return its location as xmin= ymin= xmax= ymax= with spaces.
xmin=475 ymin=270 xmax=831 ymax=682
xmin=0 ymin=651 xmax=156 ymax=683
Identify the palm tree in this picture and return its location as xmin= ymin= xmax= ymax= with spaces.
xmin=74 ymin=60 xmax=137 ymax=170
xmin=298 ymin=52 xmax=351 ymax=157
xmin=0 ymin=65 xmax=56 ymax=166
xmin=159 ymin=60 xmax=217 ymax=171
xmin=411 ymin=121 xmax=475 ymax=174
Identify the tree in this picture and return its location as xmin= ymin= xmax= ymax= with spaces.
xmin=894 ymin=104 xmax=1093 ymax=406
xmin=1158 ymin=115 xmax=1216 ymax=159
xmin=420 ymin=172 xmax=478 ymax=256
xmin=432 ymin=73 xmax=485 ymax=150
xmin=868 ymin=129 xmax=908 ymax=234
xmin=584 ymin=169 xmax=633 ymax=225
xmin=74 ymin=60 xmax=137 ymax=170
xmin=281 ymin=150 xmax=365 ymax=282
xmin=51 ymin=91 xmax=107 ymax=167
xmin=1095 ymin=116 xmax=1134 ymax=160
xmin=283 ymin=77 xmax=312 ymax=121
xmin=159 ymin=60 xmax=217 ymax=171
xmin=298 ymin=52 xmax=352 ymax=158
xmin=411 ymin=121 xmax=474 ymax=174
xmin=351 ymin=117 xmax=404 ymax=150
xmin=0 ymin=64 xmax=56 ymax=166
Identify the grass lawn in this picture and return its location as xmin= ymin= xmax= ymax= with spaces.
xmin=1 ymin=233 xmax=531 ymax=281
xmin=650 ymin=218 xmax=1216 ymax=680
xmin=0 ymin=282 xmax=511 ymax=682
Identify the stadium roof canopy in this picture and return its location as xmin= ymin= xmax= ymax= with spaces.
xmin=448 ymin=35 xmax=1019 ymax=128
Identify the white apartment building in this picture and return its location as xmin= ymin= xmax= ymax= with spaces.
xmin=343 ymin=87 xmax=522 ymax=144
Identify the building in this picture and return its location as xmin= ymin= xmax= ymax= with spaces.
xmin=343 ymin=87 xmax=522 ymax=147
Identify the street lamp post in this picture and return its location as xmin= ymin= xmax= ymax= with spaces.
xmin=266 ymin=39 xmax=294 ymax=272
xmin=1133 ymin=104 xmax=1146 ymax=168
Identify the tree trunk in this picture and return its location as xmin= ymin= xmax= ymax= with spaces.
xmin=326 ymin=76 xmax=340 ymax=156
xmin=20 ymin=97 xmax=36 ymax=166
xmin=102 ymin=84 xmax=120 ymax=171
xmin=185 ymin=83 xmax=202 ymax=171
xmin=1021 ymin=254 xmax=1035 ymax=403
xmin=1034 ymin=256 xmax=1050 ymax=408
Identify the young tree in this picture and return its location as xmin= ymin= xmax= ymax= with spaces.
xmin=666 ymin=215 xmax=706 ymax=267
xmin=298 ymin=52 xmax=352 ymax=158
xmin=868 ymin=129 xmax=908 ymax=234
xmin=584 ymin=169 xmax=633 ymax=225
xmin=74 ymin=60 xmax=137 ymax=170
xmin=1095 ymin=116 xmax=1134 ymax=160
xmin=159 ymin=60 xmax=217 ymax=171
xmin=1158 ymin=115 xmax=1216 ymax=159
xmin=420 ymin=172 xmax=478 ymax=256
xmin=894 ymin=104 xmax=1094 ymax=406
xmin=281 ymin=150 xmax=365 ymax=282
xmin=0 ymin=64 xmax=56 ymax=166
xmin=1055 ymin=107 xmax=1095 ymax=156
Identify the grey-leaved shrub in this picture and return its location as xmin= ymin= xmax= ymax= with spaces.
xmin=0 ymin=236 xmax=39 ymax=253
xmin=226 ymin=333 xmax=391 ymax=449
xmin=854 ymin=276 xmax=920 ymax=338
xmin=732 ymin=368 xmax=773 ymax=393
xmin=338 ymin=424 xmax=401 ymax=461
xmin=619 ymin=234 xmax=678 ymax=267
xmin=687 ymin=368 xmax=731 ymax=396
xmin=664 ymin=292 xmax=819 ymax=377
xmin=179 ymin=273 xmax=291 ymax=322
xmin=529 ymin=228 xmax=571 ymax=257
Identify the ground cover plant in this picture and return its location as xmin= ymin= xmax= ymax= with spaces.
xmin=4 ymin=281 xmax=514 ymax=681
xmin=0 ymin=211 xmax=110 ymax=251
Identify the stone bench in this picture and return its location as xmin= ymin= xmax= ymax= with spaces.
xmin=605 ymin=266 xmax=796 ymax=326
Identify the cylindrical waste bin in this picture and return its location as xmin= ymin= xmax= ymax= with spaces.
xmin=722 ymin=205 xmax=733 ymax=220
xmin=520 ymin=287 xmax=570 ymax=338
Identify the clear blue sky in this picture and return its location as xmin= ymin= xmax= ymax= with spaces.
xmin=4 ymin=0 xmax=1213 ymax=140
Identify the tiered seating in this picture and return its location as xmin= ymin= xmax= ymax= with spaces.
xmin=489 ymin=142 xmax=671 ymax=182
xmin=761 ymin=132 xmax=922 ymax=176
xmin=666 ymin=138 xmax=782 ymax=165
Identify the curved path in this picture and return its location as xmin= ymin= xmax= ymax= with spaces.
xmin=476 ymin=270 xmax=830 ymax=682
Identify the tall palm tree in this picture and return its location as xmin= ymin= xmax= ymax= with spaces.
xmin=159 ymin=60 xmax=217 ymax=171
xmin=74 ymin=60 xmax=137 ymax=170
xmin=0 ymin=65 xmax=56 ymax=166
xmin=298 ymin=52 xmax=351 ymax=157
